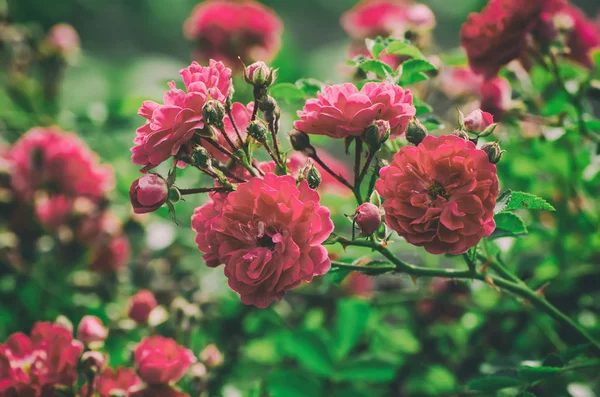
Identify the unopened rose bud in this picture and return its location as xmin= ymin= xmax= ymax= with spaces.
xmin=464 ymin=109 xmax=494 ymax=133
xmin=405 ymin=118 xmax=428 ymax=146
xmin=202 ymin=100 xmax=225 ymax=127
xmin=201 ymin=344 xmax=224 ymax=368
xmin=129 ymin=173 xmax=169 ymax=214
xmin=192 ymin=146 xmax=212 ymax=169
xmin=244 ymin=61 xmax=278 ymax=88
xmin=77 ymin=315 xmax=108 ymax=346
xmin=452 ymin=129 xmax=470 ymax=141
xmin=247 ymin=120 xmax=269 ymax=143
xmin=46 ymin=23 xmax=80 ymax=56
xmin=81 ymin=351 xmax=106 ymax=375
xmin=362 ymin=120 xmax=390 ymax=150
xmin=480 ymin=142 xmax=504 ymax=164
xmin=258 ymin=95 xmax=280 ymax=124
xmin=128 ymin=290 xmax=157 ymax=325
xmin=289 ymin=130 xmax=311 ymax=152
xmin=354 ymin=203 xmax=382 ymax=235
xmin=189 ymin=363 xmax=208 ymax=379
xmin=303 ymin=164 xmax=321 ymax=189
xmin=55 ymin=315 xmax=74 ymax=333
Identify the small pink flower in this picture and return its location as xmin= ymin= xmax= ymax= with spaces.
xmin=82 ymin=367 xmax=141 ymax=397
xmin=341 ymin=0 xmax=435 ymax=39
xmin=34 ymin=194 xmax=74 ymax=231
xmin=191 ymin=174 xmax=334 ymax=307
xmin=376 ymin=135 xmax=499 ymax=255
xmin=132 ymin=60 xmax=232 ymax=172
xmin=129 ymin=173 xmax=169 ymax=214
xmin=200 ymin=344 xmax=224 ymax=368
xmin=77 ymin=315 xmax=108 ymax=345
xmin=480 ymin=77 xmax=512 ymax=120
xmin=354 ymin=203 xmax=382 ymax=235
xmin=463 ymin=109 xmax=494 ymax=133
xmin=9 ymin=127 xmax=114 ymax=201
xmin=90 ymin=234 xmax=131 ymax=273
xmin=134 ymin=336 xmax=196 ymax=386
xmin=128 ymin=290 xmax=158 ymax=324
xmin=184 ymin=0 xmax=283 ymax=69
xmin=438 ymin=65 xmax=484 ymax=99
xmin=47 ymin=23 xmax=80 ymax=55
xmin=294 ymin=82 xmax=415 ymax=139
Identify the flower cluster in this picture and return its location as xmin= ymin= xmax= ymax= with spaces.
xmin=184 ymin=0 xmax=283 ymax=69
xmin=4 ymin=127 xmax=130 ymax=273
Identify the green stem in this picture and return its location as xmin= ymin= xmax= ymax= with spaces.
xmin=328 ymin=236 xmax=600 ymax=354
xmin=353 ymin=138 xmax=364 ymax=204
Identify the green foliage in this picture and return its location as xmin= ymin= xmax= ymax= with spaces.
xmin=494 ymin=212 xmax=528 ymax=235
xmin=467 ymin=376 xmax=524 ymax=392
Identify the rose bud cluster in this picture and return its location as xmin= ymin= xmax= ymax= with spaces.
xmin=341 ymin=0 xmax=436 ymax=68
xmin=0 ymin=322 xmax=83 ymax=395
xmin=5 ymin=127 xmax=130 ymax=274
xmin=184 ymin=0 xmax=283 ymax=70
xmin=376 ymin=135 xmax=499 ymax=254
xmin=192 ymin=174 xmax=334 ymax=307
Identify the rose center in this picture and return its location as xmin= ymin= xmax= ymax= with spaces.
xmin=257 ymin=234 xmax=276 ymax=249
xmin=427 ymin=180 xmax=449 ymax=201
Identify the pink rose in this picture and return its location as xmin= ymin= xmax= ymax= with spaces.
xmin=132 ymin=60 xmax=232 ymax=172
xmin=34 ymin=195 xmax=74 ymax=231
xmin=47 ymin=23 xmax=80 ymax=55
xmin=200 ymin=344 xmax=223 ymax=368
xmin=9 ymin=127 xmax=114 ymax=201
xmin=184 ymin=0 xmax=283 ymax=69
xmin=81 ymin=367 xmax=141 ymax=397
xmin=376 ymin=135 xmax=499 ymax=255
xmin=438 ymin=65 xmax=484 ymax=99
xmin=77 ymin=315 xmax=108 ymax=345
xmin=480 ymin=77 xmax=512 ymax=120
xmin=354 ymin=202 xmax=382 ymax=235
xmin=134 ymin=336 xmax=196 ymax=385
xmin=128 ymin=290 xmax=158 ymax=324
xmin=129 ymin=173 xmax=169 ymax=214
xmin=463 ymin=109 xmax=494 ymax=133
xmin=0 ymin=322 xmax=83 ymax=395
xmin=294 ymin=82 xmax=415 ymax=139
xmin=191 ymin=174 xmax=334 ymax=307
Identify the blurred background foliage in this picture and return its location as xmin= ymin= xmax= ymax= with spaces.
xmin=1 ymin=0 xmax=600 ymax=396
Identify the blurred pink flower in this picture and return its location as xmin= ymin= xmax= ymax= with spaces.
xmin=342 ymin=272 xmax=375 ymax=298
xmin=76 ymin=315 xmax=108 ymax=346
xmin=438 ymin=65 xmax=484 ymax=99
xmin=0 ymin=322 xmax=83 ymax=396
xmin=294 ymin=82 xmax=414 ymax=139
xmin=376 ymin=135 xmax=499 ymax=255
xmin=81 ymin=367 xmax=141 ymax=397
xmin=480 ymin=77 xmax=512 ymax=119
xmin=90 ymin=234 xmax=131 ymax=273
xmin=191 ymin=174 xmax=334 ymax=308
xmin=184 ymin=0 xmax=283 ymax=69
xmin=9 ymin=127 xmax=114 ymax=201
xmin=34 ymin=195 xmax=74 ymax=232
xmin=132 ymin=60 xmax=232 ymax=172
xmin=128 ymin=290 xmax=158 ymax=324
xmin=46 ymin=23 xmax=80 ymax=55
xmin=134 ymin=336 xmax=196 ymax=386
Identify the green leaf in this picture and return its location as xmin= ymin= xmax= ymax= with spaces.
xmin=517 ymin=392 xmax=537 ymax=397
xmin=295 ymin=78 xmax=324 ymax=98
xmin=517 ymin=366 xmax=562 ymax=382
xmin=413 ymin=96 xmax=432 ymax=116
xmin=356 ymin=59 xmax=393 ymax=77
xmin=386 ymin=40 xmax=424 ymax=59
xmin=327 ymin=267 xmax=351 ymax=286
xmin=280 ymin=331 xmax=334 ymax=376
xmin=422 ymin=117 xmax=443 ymax=131
xmin=335 ymin=358 xmax=398 ymax=382
xmin=505 ymin=192 xmax=556 ymax=211
xmin=467 ymin=376 xmax=524 ymax=392
xmin=366 ymin=37 xmax=386 ymax=59
xmin=494 ymin=190 xmax=512 ymax=214
xmin=560 ymin=344 xmax=591 ymax=363
xmin=332 ymin=299 xmax=371 ymax=360
xmin=399 ymin=59 xmax=437 ymax=85
xmin=268 ymin=370 xmax=323 ymax=397
xmin=494 ymin=212 xmax=528 ymax=235
xmin=269 ymin=83 xmax=306 ymax=103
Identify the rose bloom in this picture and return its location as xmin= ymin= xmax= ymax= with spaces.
xmin=46 ymin=23 xmax=80 ymax=55
xmin=76 ymin=315 xmax=108 ymax=346
xmin=463 ymin=109 xmax=494 ymax=133
xmin=134 ymin=336 xmax=196 ymax=386
xmin=480 ymin=77 xmax=512 ymax=119
xmin=0 ymin=322 xmax=83 ymax=396
xmin=9 ymin=127 xmax=114 ymax=201
xmin=184 ymin=0 xmax=283 ymax=69
xmin=128 ymin=290 xmax=158 ymax=324
xmin=192 ymin=174 xmax=334 ymax=308
xmin=132 ymin=60 xmax=232 ymax=172
xmin=460 ymin=0 xmax=548 ymax=77
xmin=294 ymin=82 xmax=415 ymax=139
xmin=81 ymin=367 xmax=141 ymax=397
xmin=438 ymin=65 xmax=484 ymax=99
xmin=376 ymin=135 xmax=499 ymax=255
xmin=129 ymin=173 xmax=169 ymax=214
xmin=34 ymin=195 xmax=74 ymax=232
xmin=536 ymin=2 xmax=600 ymax=67
xmin=341 ymin=0 xmax=435 ymax=39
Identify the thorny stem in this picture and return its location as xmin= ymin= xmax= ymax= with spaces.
xmin=309 ymin=151 xmax=354 ymax=191
xmin=178 ymin=186 xmax=232 ymax=195
xmin=225 ymin=103 xmax=245 ymax=148
xmin=201 ymin=137 xmax=259 ymax=177
xmin=353 ymin=138 xmax=364 ymax=204
xmin=327 ymin=236 xmax=600 ymax=354
xmin=216 ymin=125 xmax=240 ymax=153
